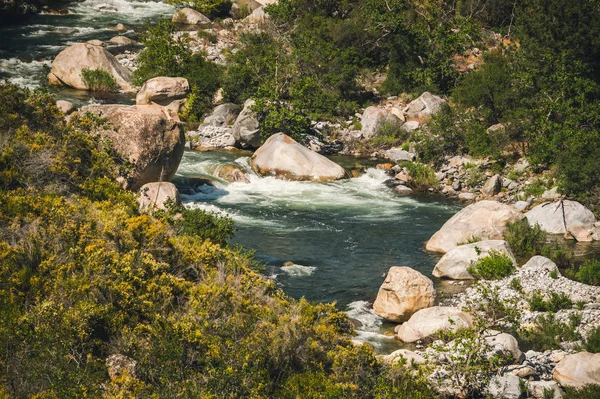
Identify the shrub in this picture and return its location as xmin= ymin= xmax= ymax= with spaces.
xmin=467 ymin=250 xmax=515 ymax=280
xmin=168 ymin=0 xmax=232 ymax=18
xmin=368 ymin=119 xmax=408 ymax=149
xmin=505 ymin=219 xmax=548 ymax=258
xmin=521 ymin=313 xmax=582 ymax=351
xmin=174 ymin=207 xmax=236 ymax=246
xmin=400 ymin=162 xmax=438 ymax=191
xmin=509 ymin=278 xmax=523 ymax=292
xmin=81 ymin=68 xmax=119 ymax=93
xmin=585 ymin=325 xmax=600 ymax=353
xmin=527 ymin=290 xmax=573 ymax=312
xmin=563 ymin=385 xmax=600 ymax=399
xmin=252 ymin=100 xmax=311 ymax=142
xmin=575 ymin=259 xmax=600 ymax=286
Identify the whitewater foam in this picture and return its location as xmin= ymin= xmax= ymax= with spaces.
xmin=0 ymin=58 xmax=51 ymax=89
xmin=280 ymin=263 xmax=316 ymax=277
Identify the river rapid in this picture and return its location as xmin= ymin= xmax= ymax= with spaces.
xmin=1 ymin=0 xmax=463 ymax=351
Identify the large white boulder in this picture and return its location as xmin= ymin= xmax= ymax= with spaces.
xmin=172 ymin=7 xmax=211 ymax=25
xmin=525 ymin=200 xmax=596 ymax=235
xmin=432 ymin=240 xmax=517 ymax=280
xmin=396 ymin=306 xmax=473 ymax=343
xmin=372 ymin=267 xmax=436 ymax=322
xmin=136 ymin=77 xmax=190 ymax=106
xmin=403 ymin=92 xmax=446 ymax=119
xmin=48 ymin=43 xmax=133 ymax=91
xmin=553 ymin=352 xmax=600 ymax=388
xmin=251 ymin=133 xmax=345 ymax=182
xmin=232 ymin=99 xmax=261 ymax=148
xmin=79 ymin=104 xmax=184 ymax=190
xmin=360 ymin=106 xmax=403 ymax=139
xmin=484 ymin=330 xmax=524 ymax=364
xmin=138 ymin=182 xmax=181 ymax=213
xmin=426 ymin=200 xmax=524 ymax=254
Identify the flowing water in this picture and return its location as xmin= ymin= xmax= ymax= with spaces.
xmin=176 ymin=151 xmax=461 ymax=350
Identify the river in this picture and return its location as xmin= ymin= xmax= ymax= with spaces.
xmin=1 ymin=0 xmax=463 ymax=351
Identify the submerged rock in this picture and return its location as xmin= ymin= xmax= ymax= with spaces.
xmin=251 ymin=133 xmax=345 ymax=182
xmin=373 ymin=266 xmax=436 ymax=322
xmin=48 ymin=43 xmax=133 ymax=91
xmin=426 ymin=200 xmax=524 ymax=254
xmin=396 ymin=306 xmax=473 ymax=343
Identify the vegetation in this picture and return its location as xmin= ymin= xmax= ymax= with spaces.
xmin=527 ymin=290 xmax=573 ymax=312
xmin=81 ymin=68 xmax=120 ymax=93
xmin=585 ymin=325 xmax=600 ymax=353
xmin=505 ymin=219 xmax=548 ymax=258
xmin=521 ymin=313 xmax=582 ymax=351
xmin=400 ymin=161 xmax=438 ymax=191
xmin=168 ymin=0 xmax=232 ymax=19
xmin=564 ymin=385 xmax=600 ymax=399
xmin=467 ymin=250 xmax=515 ymax=280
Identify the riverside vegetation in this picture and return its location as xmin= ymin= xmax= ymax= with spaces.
xmin=2 ymin=0 xmax=600 ymax=397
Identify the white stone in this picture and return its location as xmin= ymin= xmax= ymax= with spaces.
xmin=553 ymin=352 xmax=600 ymax=388
xmin=526 ymin=200 xmax=596 ymax=234
xmin=138 ymin=182 xmax=181 ymax=212
xmin=396 ymin=306 xmax=473 ymax=343
xmin=172 ymin=7 xmax=211 ymax=24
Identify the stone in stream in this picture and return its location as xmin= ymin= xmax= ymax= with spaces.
xmin=525 ymin=200 xmax=596 ymax=235
xmin=372 ymin=267 xmax=436 ymax=322
xmin=56 ymin=100 xmax=74 ymax=115
xmin=395 ymin=306 xmax=473 ymax=343
xmin=251 ymin=133 xmax=345 ymax=182
xmin=426 ymin=200 xmax=524 ymax=254
xmin=108 ymin=36 xmax=137 ymax=46
xmin=432 ymin=240 xmax=516 ymax=280
xmin=553 ymin=352 xmax=600 ymax=388
xmin=136 ymin=77 xmax=190 ymax=107
xmin=48 ymin=43 xmax=133 ymax=91
xmin=78 ymin=104 xmax=184 ymax=190
xmin=232 ymin=99 xmax=261 ymax=148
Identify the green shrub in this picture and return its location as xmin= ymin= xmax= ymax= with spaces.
xmin=585 ymin=326 xmax=600 ymax=353
xmin=521 ymin=313 xmax=582 ymax=351
xmin=368 ymin=119 xmax=408 ymax=149
xmin=525 ymin=178 xmax=547 ymax=197
xmin=509 ymin=278 xmax=523 ymax=292
xmin=505 ymin=219 xmax=548 ymax=258
xmin=168 ymin=0 xmax=232 ymax=19
xmin=467 ymin=250 xmax=515 ymax=280
xmin=252 ymin=100 xmax=311 ymax=142
xmin=563 ymin=385 xmax=600 ymax=399
xmin=527 ymin=290 xmax=573 ymax=312
xmin=575 ymin=259 xmax=600 ymax=286
xmin=80 ymin=68 xmax=119 ymax=93
xmin=175 ymin=207 xmax=236 ymax=246
xmin=400 ymin=161 xmax=438 ymax=191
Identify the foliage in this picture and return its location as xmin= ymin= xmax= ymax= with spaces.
xmin=400 ymin=161 xmax=438 ymax=191
xmin=521 ymin=313 xmax=582 ymax=351
xmin=505 ymin=219 xmax=548 ymax=258
xmin=252 ymin=99 xmax=311 ymax=142
xmin=167 ymin=0 xmax=232 ymax=19
xmin=369 ymin=119 xmax=409 ymax=149
xmin=527 ymin=290 xmax=573 ymax=312
xmin=585 ymin=325 xmax=600 ymax=353
xmin=467 ymin=250 xmax=515 ymax=280
xmin=174 ymin=206 xmax=235 ymax=246
xmin=574 ymin=259 xmax=600 ymax=286
xmin=563 ymin=385 xmax=600 ymax=399
xmin=134 ymin=20 xmax=223 ymax=121
xmin=81 ymin=68 xmax=119 ymax=93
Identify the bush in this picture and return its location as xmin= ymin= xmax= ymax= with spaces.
xmin=252 ymin=100 xmax=311 ymax=142
xmin=585 ymin=326 xmax=600 ymax=353
xmin=563 ymin=385 xmax=600 ymax=399
xmin=168 ymin=0 xmax=232 ymax=19
xmin=575 ymin=259 xmax=600 ymax=286
xmin=400 ymin=162 xmax=438 ymax=191
xmin=174 ymin=207 xmax=235 ymax=246
xmin=527 ymin=290 xmax=573 ymax=312
xmin=81 ymin=68 xmax=119 ymax=93
xmin=505 ymin=219 xmax=548 ymax=258
xmin=368 ymin=119 xmax=408 ymax=149
xmin=521 ymin=313 xmax=581 ymax=351
xmin=467 ymin=250 xmax=515 ymax=280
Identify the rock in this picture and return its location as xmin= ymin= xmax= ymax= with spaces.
xmin=401 ymin=120 xmax=420 ymax=132
xmin=48 ymin=43 xmax=133 ymax=91
xmin=567 ymin=224 xmax=593 ymax=242
xmin=506 ymin=365 xmax=536 ymax=378
xmin=393 ymin=185 xmax=413 ymax=196
xmin=426 ymin=200 xmax=525 ymax=254
xmin=251 ymin=133 xmax=345 ymax=182
xmin=189 ymin=125 xmax=236 ymax=149
xmin=106 ymin=354 xmax=137 ymax=380
xmin=372 ymin=267 xmax=436 ymax=322
xmin=245 ymin=6 xmax=266 ymax=23
xmin=114 ymin=23 xmax=127 ymax=32
xmin=138 ymin=182 xmax=181 ymax=213
xmin=86 ymin=39 xmax=106 ymax=47
xmin=521 ymin=256 xmax=559 ymax=274
xmin=136 ymin=77 xmax=190 ymax=106
xmin=513 ymin=158 xmax=530 ymax=172
xmin=525 ymin=200 xmax=596 ymax=235
xmin=396 ymin=306 xmax=473 ymax=343
xmin=108 ymin=36 xmax=136 ymax=46
xmin=403 ymin=92 xmax=446 ymax=119
xmin=384 ymin=148 xmax=415 ymax=163
xmin=172 ymin=7 xmax=211 ymax=25
xmin=528 ymin=381 xmax=564 ymax=399
xmin=382 ymin=349 xmax=426 ymax=366
xmin=514 ymin=201 xmax=530 ymax=212
xmin=232 ymin=99 xmax=261 ymax=148
xmin=488 ymin=375 xmax=521 ymax=399
xmin=553 ymin=352 xmax=600 ymax=388
xmin=542 ymin=187 xmax=562 ymax=200
xmin=432 ymin=240 xmax=517 ymax=280
xmin=203 ymin=103 xmax=241 ymax=127
xmin=214 ymin=164 xmax=250 ymax=183
xmin=482 ymin=174 xmax=502 ymax=196
xmin=56 ymin=100 xmax=74 ymax=114
xmin=360 ymin=106 xmax=402 ymax=139
xmin=484 ymin=330 xmax=524 ymax=363
xmin=458 ymin=192 xmax=475 ymax=201
xmin=79 ymin=104 xmax=184 ymax=190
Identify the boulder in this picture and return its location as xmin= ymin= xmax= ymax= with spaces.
xmin=482 ymin=174 xmax=502 ymax=196
xmin=432 ymin=240 xmax=516 ymax=280
xmin=525 ymin=200 xmax=596 ymax=235
xmin=232 ymin=99 xmax=261 ymax=148
xmin=138 ymin=182 xmax=181 ymax=213
xmin=542 ymin=187 xmax=562 ymax=200
xmin=106 ymin=354 xmax=137 ymax=380
xmin=86 ymin=39 xmax=106 ymax=47
xmin=553 ymin=352 xmax=600 ymax=388
xmin=384 ymin=148 xmax=415 ymax=163
xmin=56 ymin=100 xmax=74 ymax=114
xmin=484 ymin=330 xmax=524 ymax=363
xmin=203 ymin=103 xmax=241 ymax=127
xmin=136 ymin=77 xmax=190 ymax=106
xmin=48 ymin=43 xmax=133 ymax=91
xmin=488 ymin=375 xmax=521 ymax=399
xmin=458 ymin=192 xmax=476 ymax=202
xmin=251 ymin=133 xmax=345 ymax=182
xmin=188 ymin=125 xmax=236 ymax=149
xmin=360 ymin=106 xmax=402 ymax=139
xmin=528 ymin=381 xmax=564 ymax=399
xmin=567 ymin=224 xmax=593 ymax=242
xmin=79 ymin=104 xmax=184 ymax=190
xmin=382 ymin=349 xmax=426 ymax=366
xmin=214 ymin=164 xmax=250 ymax=183
xmin=172 ymin=7 xmax=211 ymax=25
xmin=245 ymin=6 xmax=266 ymax=23
xmin=396 ymin=306 xmax=473 ymax=343
xmin=403 ymin=92 xmax=446 ymax=119
xmin=108 ymin=36 xmax=136 ymax=46
xmin=393 ymin=185 xmax=413 ymax=196
xmin=426 ymin=200 xmax=524 ymax=254
xmin=401 ymin=120 xmax=420 ymax=132
xmin=372 ymin=267 xmax=436 ymax=322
